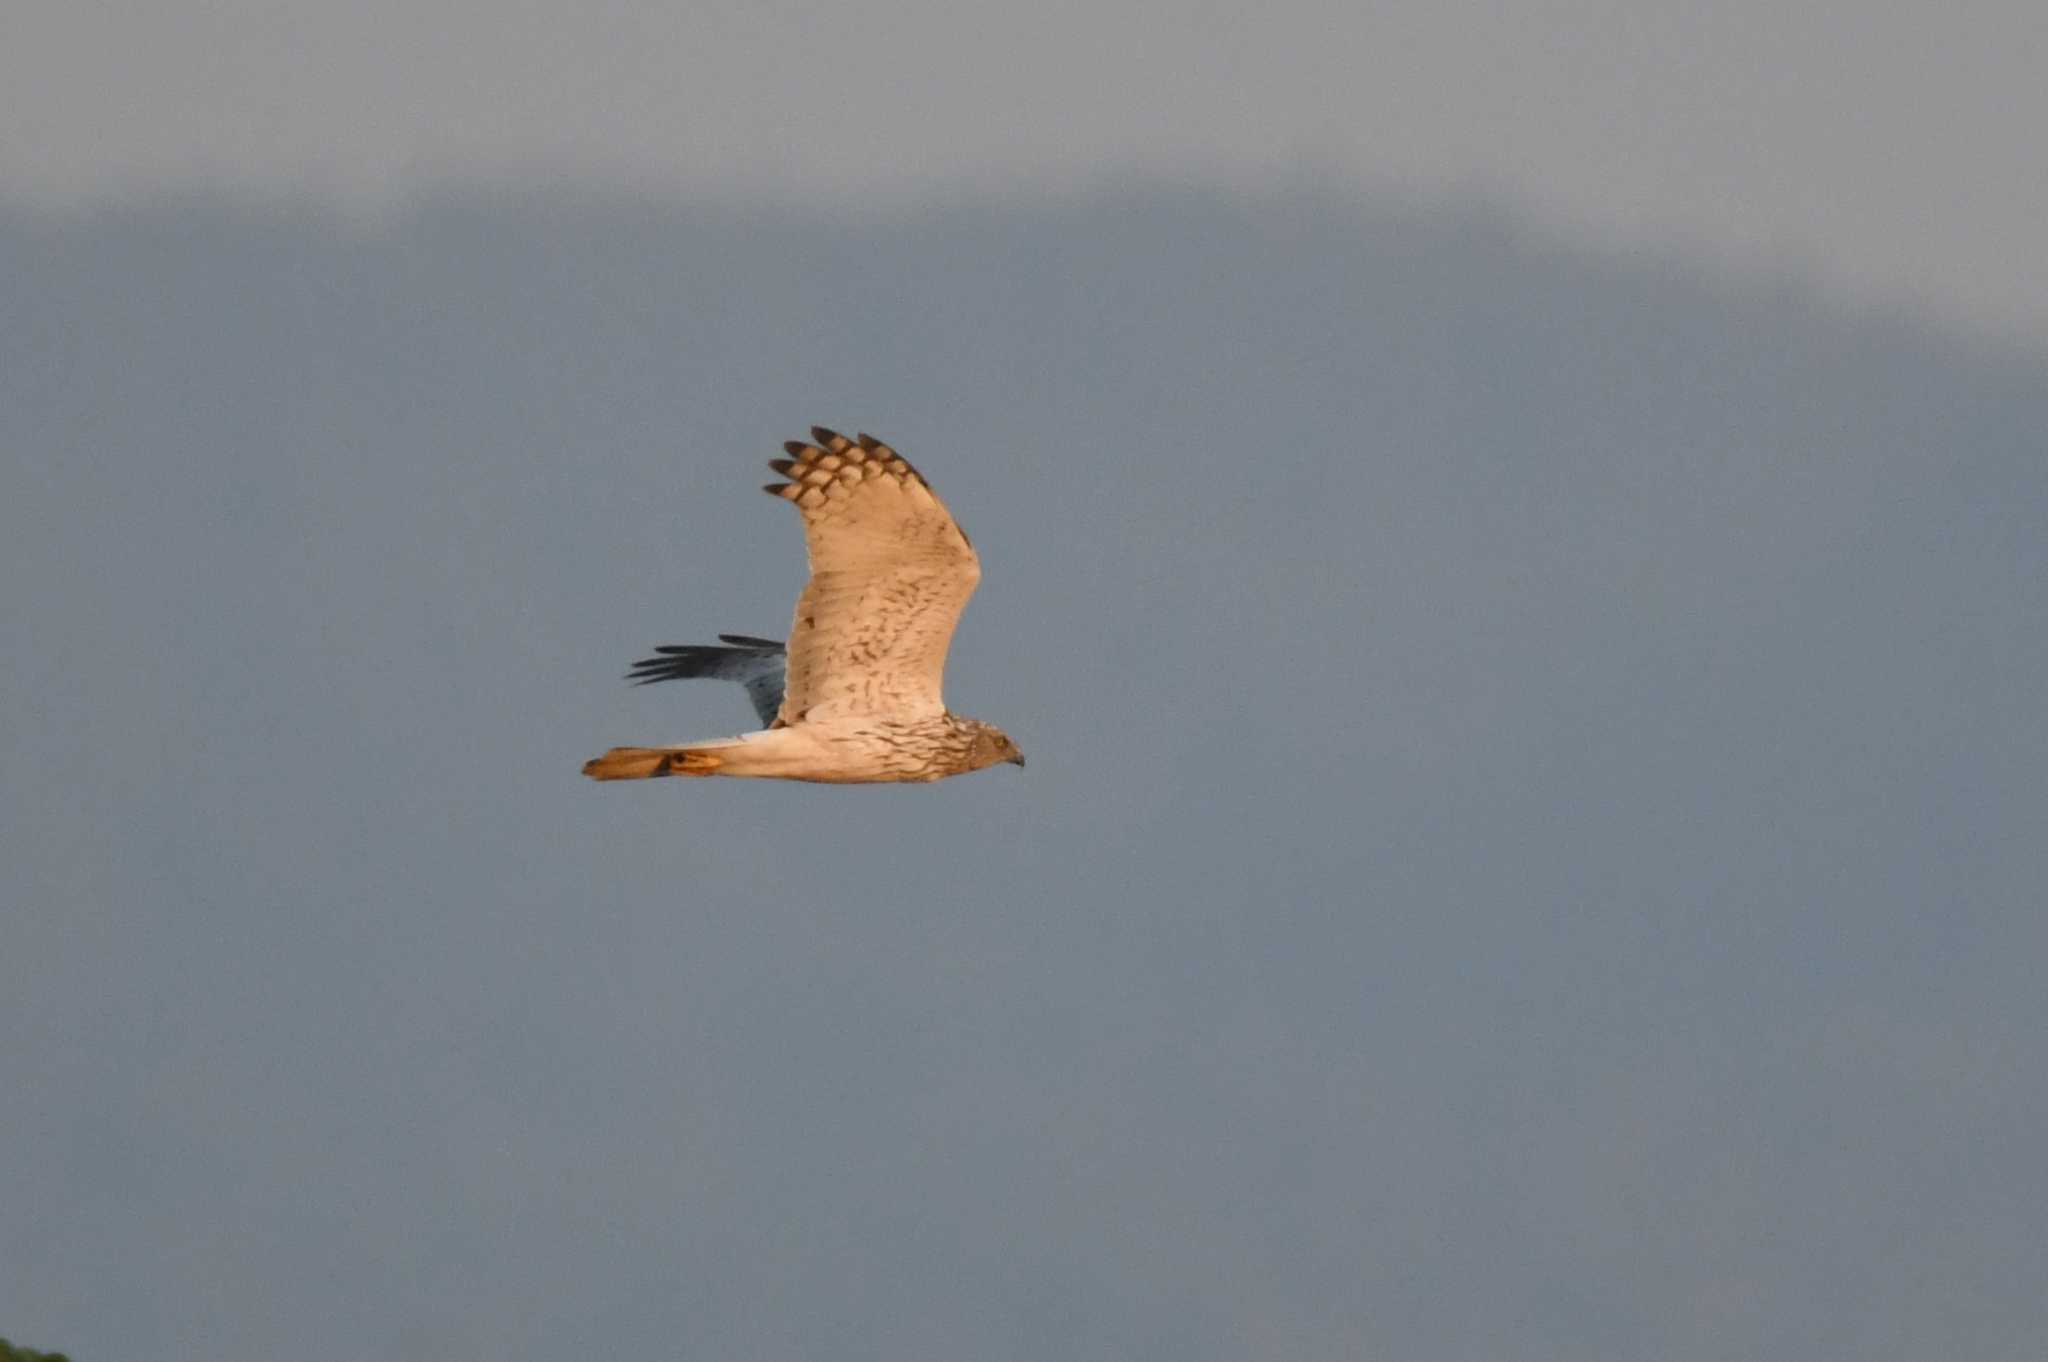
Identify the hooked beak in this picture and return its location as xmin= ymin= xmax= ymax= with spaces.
xmin=1008 ymin=752 xmax=1026 ymax=768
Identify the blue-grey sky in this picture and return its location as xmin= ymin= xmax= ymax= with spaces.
xmin=5 ymin=0 xmax=2048 ymax=337
xmin=4 ymin=183 xmax=2045 ymax=1360
xmin=5 ymin=8 xmax=2048 ymax=1359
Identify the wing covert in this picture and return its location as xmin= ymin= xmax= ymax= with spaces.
xmin=762 ymin=428 xmax=981 ymax=725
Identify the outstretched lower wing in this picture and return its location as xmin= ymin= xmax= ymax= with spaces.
xmin=626 ymin=634 xmax=786 ymax=727
xmin=764 ymin=428 xmax=981 ymax=726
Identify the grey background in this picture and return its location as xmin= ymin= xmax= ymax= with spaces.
xmin=5 ymin=181 xmax=2045 ymax=1359
xmin=7 ymin=0 xmax=2048 ymax=338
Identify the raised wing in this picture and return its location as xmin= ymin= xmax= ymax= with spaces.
xmin=626 ymin=634 xmax=786 ymax=727
xmin=764 ymin=428 xmax=981 ymax=725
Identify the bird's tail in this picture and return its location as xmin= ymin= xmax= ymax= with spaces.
xmin=581 ymin=746 xmax=726 ymax=780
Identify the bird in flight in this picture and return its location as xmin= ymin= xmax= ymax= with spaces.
xmin=583 ymin=427 xmax=1025 ymax=784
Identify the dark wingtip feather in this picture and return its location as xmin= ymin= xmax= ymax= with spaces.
xmin=626 ymin=640 xmax=761 ymax=686
xmin=768 ymin=457 xmax=799 ymax=476
xmin=810 ymin=425 xmax=843 ymax=446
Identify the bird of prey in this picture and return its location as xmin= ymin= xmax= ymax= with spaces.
xmin=583 ymin=427 xmax=1025 ymax=784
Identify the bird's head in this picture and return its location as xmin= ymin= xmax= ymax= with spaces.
xmin=962 ymin=721 xmax=1027 ymax=772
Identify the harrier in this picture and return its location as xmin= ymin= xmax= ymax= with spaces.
xmin=583 ymin=428 xmax=1024 ymax=784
